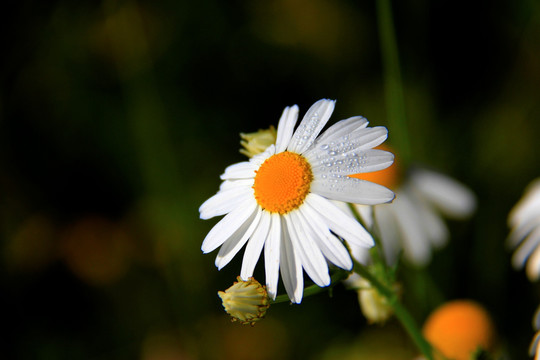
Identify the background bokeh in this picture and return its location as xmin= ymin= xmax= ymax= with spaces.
xmin=2 ymin=0 xmax=540 ymax=359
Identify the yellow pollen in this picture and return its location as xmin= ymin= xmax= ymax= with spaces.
xmin=253 ymin=152 xmax=313 ymax=214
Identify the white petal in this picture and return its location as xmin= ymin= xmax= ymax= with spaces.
xmin=510 ymin=179 xmax=540 ymax=227
xmin=264 ymin=213 xmax=282 ymax=299
xmin=218 ymin=178 xmax=254 ymax=191
xmin=296 ymin=201 xmax=352 ymax=270
xmin=323 ymin=233 xmax=354 ymax=270
xmin=305 ymin=193 xmax=374 ymax=248
xmin=353 ymin=204 xmax=374 ymax=229
xmin=411 ymin=168 xmax=476 ymax=219
xmin=530 ymin=331 xmax=540 ymax=358
xmin=311 ymin=175 xmax=394 ymax=205
xmin=240 ymin=211 xmax=272 ymax=280
xmin=310 ymin=149 xmax=394 ymax=176
xmin=305 ymin=126 xmax=389 ymax=167
xmin=534 ymin=306 xmax=540 ymax=330
xmin=275 ymin=105 xmax=299 ymax=153
xmin=220 ymin=161 xmax=258 ymax=180
xmin=287 ymin=211 xmax=330 ymax=287
xmin=373 ymin=204 xmax=401 ymax=265
xmin=251 ymin=144 xmax=276 ymax=165
xmin=512 ymin=227 xmax=540 ymax=270
xmin=215 ymin=208 xmax=262 ymax=269
xmin=507 ymin=216 xmax=540 ymax=248
xmin=351 ymin=126 xmax=389 ymax=151
xmin=311 ymin=116 xmax=369 ymax=146
xmin=412 ymin=192 xmax=449 ymax=249
xmin=201 ymin=198 xmax=258 ymax=253
xmin=280 ymin=219 xmax=304 ymax=303
xmin=526 ymin=244 xmax=540 ymax=281
xmin=287 ymin=99 xmax=335 ymax=154
xmin=199 ymin=183 xmax=253 ymax=220
xmin=392 ymin=192 xmax=432 ymax=266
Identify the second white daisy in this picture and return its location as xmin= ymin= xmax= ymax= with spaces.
xmin=350 ymin=152 xmax=477 ymax=267
xmin=200 ymin=99 xmax=395 ymax=303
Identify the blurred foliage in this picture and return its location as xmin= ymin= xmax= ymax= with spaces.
xmin=1 ymin=0 xmax=540 ymax=359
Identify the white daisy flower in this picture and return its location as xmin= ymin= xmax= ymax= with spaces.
xmin=508 ymin=178 xmax=540 ymax=281
xmin=199 ymin=99 xmax=395 ymax=303
xmin=350 ymin=156 xmax=476 ymax=267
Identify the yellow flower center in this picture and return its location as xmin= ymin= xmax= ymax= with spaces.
xmin=253 ymin=152 xmax=313 ymax=214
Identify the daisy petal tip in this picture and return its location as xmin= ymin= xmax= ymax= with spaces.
xmin=199 ymin=211 xmax=212 ymax=220
xmin=359 ymin=230 xmax=376 ymax=248
xmin=311 ymin=98 xmax=336 ymax=112
xmin=378 ymin=188 xmax=396 ymax=204
xmin=215 ymin=257 xmax=225 ymax=270
xmin=266 ymin=286 xmax=277 ymax=301
xmin=343 ymin=258 xmax=353 ymax=271
xmin=201 ymin=245 xmax=211 ymax=254
xmin=320 ymin=98 xmax=336 ymax=109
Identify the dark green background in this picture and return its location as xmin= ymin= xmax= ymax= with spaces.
xmin=2 ymin=0 xmax=540 ymax=358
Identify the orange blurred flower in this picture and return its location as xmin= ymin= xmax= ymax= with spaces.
xmin=422 ymin=300 xmax=496 ymax=360
xmin=60 ymin=216 xmax=133 ymax=286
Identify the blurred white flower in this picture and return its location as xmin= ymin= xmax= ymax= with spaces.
xmin=508 ymin=178 xmax=540 ymax=281
xmin=200 ymin=99 xmax=395 ymax=303
xmin=351 ymin=160 xmax=476 ymax=267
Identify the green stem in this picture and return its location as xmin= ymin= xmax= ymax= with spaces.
xmin=271 ymin=270 xmax=350 ymax=304
xmin=353 ymin=259 xmax=434 ymax=360
xmin=376 ymin=0 xmax=411 ymax=165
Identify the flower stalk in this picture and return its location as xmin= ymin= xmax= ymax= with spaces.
xmin=352 ymin=258 xmax=434 ymax=360
xmin=376 ymin=0 xmax=411 ymax=165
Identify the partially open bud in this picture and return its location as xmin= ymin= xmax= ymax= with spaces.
xmin=218 ymin=277 xmax=270 ymax=325
xmin=357 ymin=277 xmax=395 ymax=324
xmin=239 ymin=126 xmax=277 ymax=157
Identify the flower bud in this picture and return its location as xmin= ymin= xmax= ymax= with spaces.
xmin=239 ymin=126 xmax=277 ymax=157
xmin=356 ymin=277 xmax=395 ymax=324
xmin=218 ymin=277 xmax=270 ymax=325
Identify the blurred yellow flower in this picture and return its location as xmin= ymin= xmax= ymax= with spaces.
xmin=422 ymin=300 xmax=495 ymax=360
